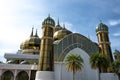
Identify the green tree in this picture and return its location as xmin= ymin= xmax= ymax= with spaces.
xmin=65 ymin=54 xmax=83 ymax=80
xmin=90 ymin=53 xmax=110 ymax=80
xmin=112 ymin=60 xmax=120 ymax=80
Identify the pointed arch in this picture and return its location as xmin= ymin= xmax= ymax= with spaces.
xmin=54 ymin=33 xmax=99 ymax=61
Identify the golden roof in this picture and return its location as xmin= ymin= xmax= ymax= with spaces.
xmin=20 ymin=28 xmax=41 ymax=50
xmin=53 ymin=26 xmax=72 ymax=41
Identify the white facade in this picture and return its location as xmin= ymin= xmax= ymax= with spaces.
xmin=101 ymin=73 xmax=118 ymax=80
xmin=0 ymin=47 xmax=119 ymax=80
xmin=0 ymin=64 xmax=37 ymax=80
xmin=55 ymin=48 xmax=98 ymax=80
xmin=0 ymin=33 xmax=118 ymax=80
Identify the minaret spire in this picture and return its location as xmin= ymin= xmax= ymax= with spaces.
xmin=100 ymin=20 xmax=102 ymax=23
xmin=30 ymin=27 xmax=34 ymax=37
xmin=63 ymin=23 xmax=66 ymax=29
xmin=48 ymin=14 xmax=50 ymax=17
xmin=88 ymin=34 xmax=91 ymax=40
xmin=57 ymin=18 xmax=60 ymax=26
xmin=34 ymin=29 xmax=38 ymax=37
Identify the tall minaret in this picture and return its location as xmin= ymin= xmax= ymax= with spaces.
xmin=35 ymin=15 xmax=55 ymax=80
xmin=96 ymin=22 xmax=113 ymax=62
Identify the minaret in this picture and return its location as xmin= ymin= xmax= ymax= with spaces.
xmin=34 ymin=29 xmax=38 ymax=37
xmin=35 ymin=15 xmax=55 ymax=80
xmin=96 ymin=22 xmax=113 ymax=62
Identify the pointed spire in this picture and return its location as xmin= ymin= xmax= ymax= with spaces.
xmin=57 ymin=18 xmax=60 ymax=25
xmin=48 ymin=14 xmax=50 ymax=18
xmin=99 ymin=20 xmax=102 ymax=23
xmin=88 ymin=34 xmax=91 ymax=40
xmin=34 ymin=29 xmax=38 ymax=37
xmin=63 ymin=23 xmax=65 ymax=29
xmin=30 ymin=27 xmax=34 ymax=37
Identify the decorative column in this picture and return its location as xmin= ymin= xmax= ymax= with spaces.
xmin=14 ymin=70 xmax=17 ymax=80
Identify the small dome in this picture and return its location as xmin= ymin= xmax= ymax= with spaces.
xmin=96 ymin=23 xmax=108 ymax=32
xmin=7 ymin=60 xmax=16 ymax=64
xmin=114 ymin=49 xmax=120 ymax=60
xmin=53 ymin=27 xmax=72 ymax=40
xmin=42 ymin=15 xmax=55 ymax=26
xmin=114 ymin=49 xmax=120 ymax=54
xmin=20 ymin=61 xmax=29 ymax=64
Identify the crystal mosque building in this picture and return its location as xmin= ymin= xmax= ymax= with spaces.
xmin=0 ymin=16 xmax=119 ymax=80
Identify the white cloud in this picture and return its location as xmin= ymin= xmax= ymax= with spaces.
xmin=108 ymin=19 xmax=120 ymax=26
xmin=0 ymin=56 xmax=6 ymax=63
xmin=113 ymin=7 xmax=120 ymax=14
xmin=111 ymin=38 xmax=120 ymax=50
xmin=113 ymin=33 xmax=120 ymax=37
xmin=61 ymin=22 xmax=78 ymax=33
xmin=64 ymin=22 xmax=73 ymax=30
xmin=0 ymin=0 xmax=44 ymax=62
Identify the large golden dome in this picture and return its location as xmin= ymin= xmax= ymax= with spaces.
xmin=20 ymin=28 xmax=41 ymax=51
xmin=20 ymin=37 xmax=41 ymax=50
xmin=53 ymin=26 xmax=72 ymax=40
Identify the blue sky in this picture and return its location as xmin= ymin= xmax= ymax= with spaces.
xmin=0 ymin=0 xmax=120 ymax=62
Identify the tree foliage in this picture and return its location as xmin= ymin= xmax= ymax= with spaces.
xmin=90 ymin=53 xmax=110 ymax=72
xmin=65 ymin=54 xmax=83 ymax=80
xmin=112 ymin=60 xmax=120 ymax=80
xmin=65 ymin=54 xmax=83 ymax=72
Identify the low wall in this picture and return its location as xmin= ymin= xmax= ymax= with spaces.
xmin=101 ymin=73 xmax=118 ymax=80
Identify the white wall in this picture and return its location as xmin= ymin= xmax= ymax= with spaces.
xmin=55 ymin=48 xmax=99 ymax=80
xmin=101 ymin=73 xmax=119 ymax=80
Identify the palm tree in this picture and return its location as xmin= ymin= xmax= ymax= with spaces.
xmin=90 ymin=53 xmax=110 ymax=80
xmin=112 ymin=60 xmax=120 ymax=80
xmin=65 ymin=54 xmax=83 ymax=80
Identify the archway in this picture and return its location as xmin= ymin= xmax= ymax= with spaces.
xmin=16 ymin=71 xmax=29 ymax=80
xmin=54 ymin=33 xmax=99 ymax=61
xmin=63 ymin=48 xmax=98 ymax=80
xmin=1 ymin=70 xmax=14 ymax=80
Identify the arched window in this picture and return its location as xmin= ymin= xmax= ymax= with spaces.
xmin=1 ymin=70 xmax=14 ymax=80
xmin=16 ymin=71 xmax=29 ymax=80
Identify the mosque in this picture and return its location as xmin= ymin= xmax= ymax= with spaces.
xmin=0 ymin=15 xmax=119 ymax=80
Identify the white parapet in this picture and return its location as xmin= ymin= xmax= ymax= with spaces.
xmin=35 ymin=71 xmax=54 ymax=80
xmin=101 ymin=73 xmax=118 ymax=80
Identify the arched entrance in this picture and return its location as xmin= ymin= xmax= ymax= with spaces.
xmin=1 ymin=70 xmax=14 ymax=80
xmin=62 ymin=48 xmax=98 ymax=80
xmin=16 ymin=71 xmax=29 ymax=80
xmin=54 ymin=33 xmax=99 ymax=61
